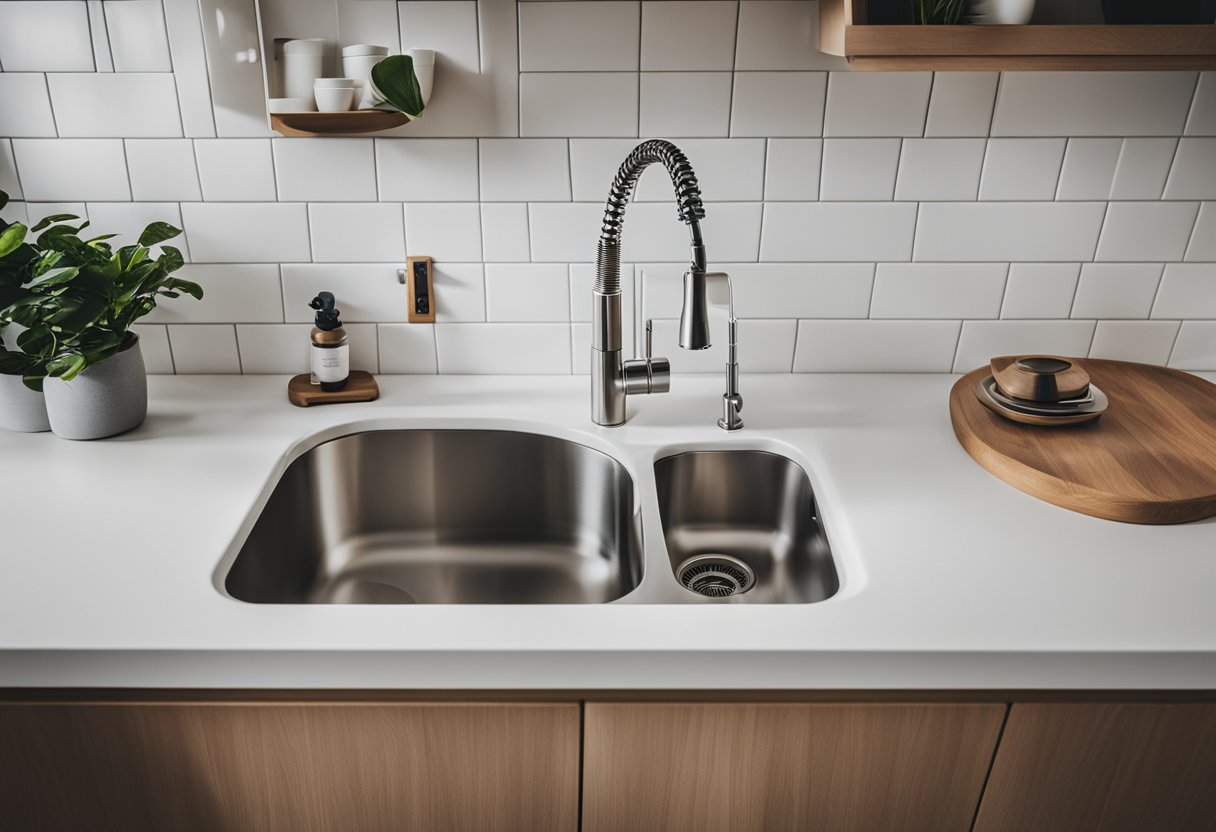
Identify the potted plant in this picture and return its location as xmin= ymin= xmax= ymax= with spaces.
xmin=0 ymin=195 xmax=51 ymax=432
xmin=0 ymin=196 xmax=202 ymax=440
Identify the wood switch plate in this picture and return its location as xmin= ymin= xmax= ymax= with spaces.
xmin=406 ymin=256 xmax=435 ymax=323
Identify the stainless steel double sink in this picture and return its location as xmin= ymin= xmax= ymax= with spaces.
xmin=222 ymin=430 xmax=839 ymax=605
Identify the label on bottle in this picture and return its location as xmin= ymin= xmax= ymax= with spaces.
xmin=312 ymin=343 xmax=349 ymax=384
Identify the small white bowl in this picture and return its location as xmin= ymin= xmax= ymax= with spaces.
xmin=267 ymin=97 xmax=316 ymax=114
xmin=314 ymin=86 xmax=355 ymax=112
xmin=313 ymin=77 xmax=359 ymax=88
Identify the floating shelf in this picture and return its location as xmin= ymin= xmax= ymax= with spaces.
xmin=820 ymin=1 xmax=1216 ymax=70
xmin=269 ymin=109 xmax=409 ymax=137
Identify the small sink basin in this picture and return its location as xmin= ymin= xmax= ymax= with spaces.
xmin=224 ymin=430 xmax=642 ymax=604
xmin=655 ymin=450 xmax=838 ymax=603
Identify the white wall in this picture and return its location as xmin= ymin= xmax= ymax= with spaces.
xmin=1 ymin=0 xmax=1213 ymax=374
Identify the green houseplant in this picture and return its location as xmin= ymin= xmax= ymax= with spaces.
xmin=913 ymin=0 xmax=970 ymax=23
xmin=0 ymin=195 xmax=51 ymax=432
xmin=0 ymin=193 xmax=202 ymax=439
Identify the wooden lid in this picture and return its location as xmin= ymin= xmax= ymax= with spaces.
xmin=990 ymin=354 xmax=1090 ymax=402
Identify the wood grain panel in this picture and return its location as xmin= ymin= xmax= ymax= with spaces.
xmin=846 ymin=24 xmax=1216 ymax=56
xmin=0 ymin=702 xmax=579 ymax=832
xmin=583 ymin=702 xmax=1006 ymax=832
xmin=975 ymin=703 xmax=1216 ymax=832
xmin=950 ymin=359 xmax=1216 ymax=524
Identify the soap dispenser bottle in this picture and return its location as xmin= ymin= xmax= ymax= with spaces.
xmin=309 ymin=292 xmax=349 ymax=392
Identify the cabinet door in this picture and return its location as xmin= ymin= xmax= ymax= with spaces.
xmin=974 ymin=703 xmax=1216 ymax=832
xmin=0 ymin=701 xmax=580 ymax=832
xmin=583 ymin=702 xmax=1005 ymax=832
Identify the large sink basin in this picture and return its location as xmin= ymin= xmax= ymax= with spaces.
xmin=655 ymin=450 xmax=839 ymax=603
xmin=224 ymin=430 xmax=642 ymax=604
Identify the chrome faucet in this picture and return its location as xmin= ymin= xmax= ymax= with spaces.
xmin=591 ymin=139 xmax=743 ymax=430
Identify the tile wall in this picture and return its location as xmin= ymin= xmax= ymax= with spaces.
xmin=0 ymin=0 xmax=1214 ymax=374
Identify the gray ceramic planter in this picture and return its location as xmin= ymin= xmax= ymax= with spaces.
xmin=0 ymin=374 xmax=51 ymax=433
xmin=43 ymin=335 xmax=147 ymax=440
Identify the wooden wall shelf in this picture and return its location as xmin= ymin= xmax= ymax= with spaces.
xmin=820 ymin=1 xmax=1216 ymax=70
xmin=269 ymin=109 xmax=408 ymax=137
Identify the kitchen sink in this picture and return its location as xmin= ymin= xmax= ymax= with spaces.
xmin=655 ymin=450 xmax=839 ymax=603
xmin=224 ymin=430 xmax=642 ymax=604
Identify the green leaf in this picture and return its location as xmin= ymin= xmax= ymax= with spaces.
xmin=138 ymin=221 xmax=181 ymax=247
xmin=47 ymin=352 xmax=87 ymax=381
xmin=26 ymin=265 xmax=79 ymax=288
xmin=370 ymin=55 xmax=425 ymax=119
xmin=30 ymin=213 xmax=82 ymax=233
xmin=158 ymin=245 xmax=185 ymax=274
xmin=22 ymin=374 xmax=43 ymax=393
xmin=0 ymin=223 xmax=27 ymax=258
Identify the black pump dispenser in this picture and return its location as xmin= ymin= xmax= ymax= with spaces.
xmin=308 ymin=291 xmax=349 ymax=392
xmin=310 ymin=291 xmax=342 ymax=331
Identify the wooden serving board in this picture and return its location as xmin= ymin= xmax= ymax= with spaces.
xmin=288 ymin=371 xmax=379 ymax=407
xmin=950 ymin=359 xmax=1216 ymax=524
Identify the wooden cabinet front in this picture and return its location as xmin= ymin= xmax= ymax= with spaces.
xmin=582 ymin=702 xmax=1006 ymax=832
xmin=0 ymin=701 xmax=580 ymax=832
xmin=974 ymin=703 xmax=1216 ymax=832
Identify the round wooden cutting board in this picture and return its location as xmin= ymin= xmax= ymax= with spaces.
xmin=950 ymin=359 xmax=1216 ymax=524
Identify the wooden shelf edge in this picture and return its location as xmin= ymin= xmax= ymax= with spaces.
xmin=269 ymin=110 xmax=409 ymax=137
xmin=844 ymin=24 xmax=1216 ymax=58
xmin=847 ymin=54 xmax=1216 ymax=71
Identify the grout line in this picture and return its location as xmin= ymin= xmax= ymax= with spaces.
xmin=1146 ymin=262 xmax=1168 ymax=319
xmin=164 ymin=324 xmax=177 ymax=374
xmin=1180 ymin=200 xmax=1204 ymax=261
xmin=1165 ymin=319 xmax=1186 ymax=368
xmin=997 ymin=262 xmax=1012 ymax=319
xmin=984 ymin=72 xmax=1002 ymax=138
xmin=921 ymin=72 xmax=935 ymax=139
xmin=949 ymin=319 xmax=965 ymax=374
xmin=232 ymin=324 xmax=244 ymax=374
xmin=1181 ymin=70 xmax=1203 ymax=138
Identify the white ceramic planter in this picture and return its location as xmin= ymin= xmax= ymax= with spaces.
xmin=0 ymin=374 xmax=51 ymax=433
xmin=43 ymin=336 xmax=147 ymax=441
xmin=968 ymin=0 xmax=1036 ymax=23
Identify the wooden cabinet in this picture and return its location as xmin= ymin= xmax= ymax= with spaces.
xmin=820 ymin=0 xmax=1216 ymax=70
xmin=582 ymin=702 xmax=1006 ymax=832
xmin=974 ymin=703 xmax=1216 ymax=832
xmin=0 ymin=701 xmax=580 ymax=832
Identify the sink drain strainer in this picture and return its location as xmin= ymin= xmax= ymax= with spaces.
xmin=677 ymin=554 xmax=756 ymax=598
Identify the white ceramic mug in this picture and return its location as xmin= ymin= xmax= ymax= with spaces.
xmin=282 ymin=38 xmax=325 ymax=99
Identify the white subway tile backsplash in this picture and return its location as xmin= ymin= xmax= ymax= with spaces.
xmin=275 ymin=139 xmax=378 ymax=202
xmin=0 ymin=2 xmax=94 ymax=72
xmin=1169 ymin=322 xmax=1216 ymax=370
xmin=85 ymin=202 xmax=188 ymax=258
xmin=104 ymin=0 xmax=172 ymax=73
xmin=641 ymin=1 xmax=737 ymax=71
xmin=236 ymin=323 xmax=378 ymax=374
xmin=762 ymin=202 xmax=917 ymax=262
xmin=640 ymin=73 xmax=733 ymax=138
xmin=25 ymin=203 xmax=87 ymax=227
xmin=485 ymin=263 xmax=570 ymax=322
xmin=481 ymin=203 xmax=531 ymax=262
xmin=161 ymin=0 xmax=216 ymax=138
xmin=1111 ymin=139 xmax=1177 ymax=200
xmin=622 ymin=201 xmax=761 ymax=262
xmin=1186 ymin=203 xmax=1216 ymax=261
xmin=308 ymin=203 xmax=406 ymax=263
xmin=147 ymin=264 xmax=283 ymax=324
xmin=871 ymin=264 xmax=1007 ymax=320
xmin=569 ymin=139 xmax=646 ymax=201
xmin=519 ymin=1 xmax=639 ymax=72
xmin=0 ymin=201 xmax=28 ymax=226
xmin=436 ymin=323 xmax=570 ymax=374
xmin=48 ymin=74 xmax=181 ymax=138
xmin=529 ymin=202 xmax=605 ymax=262
xmin=1056 ymin=139 xmax=1121 ymax=201
xmin=1153 ymin=263 xmax=1216 ymax=319
xmin=281 ymin=264 xmax=407 ymax=323
xmin=0 ymin=141 xmax=22 ymax=200
xmin=86 ymin=2 xmax=113 ymax=74
xmin=923 ymin=72 xmax=998 ymax=138
xmin=1071 ymin=263 xmax=1164 ymax=319
xmin=397 ymin=1 xmax=479 ymax=71
xmin=820 ymin=139 xmax=901 ymax=201
xmin=378 ymin=324 xmax=438 ymax=374
xmin=894 ymin=139 xmax=985 ymax=202
xmin=1094 ymin=202 xmax=1200 ymax=262
xmin=520 ymin=73 xmax=639 ymax=138
xmin=125 ymin=140 xmax=201 ymax=202
xmin=0 ymin=75 xmax=57 ymax=138
xmin=376 ymin=139 xmax=479 ymax=202
xmin=735 ymin=1 xmax=818 ymax=71
xmin=1089 ymin=321 xmax=1181 ymax=365
xmin=991 ymin=72 xmax=1197 ymax=137
xmin=636 ymin=139 xmax=766 ymax=202
xmin=730 ymin=73 xmax=826 ymax=138
xmin=953 ymin=320 xmax=1097 ymax=372
xmin=1001 ymin=264 xmax=1081 ymax=319
xmin=979 ymin=139 xmax=1065 ymax=202
xmin=167 ymin=325 xmax=241 ymax=374
xmin=764 ymin=139 xmax=821 ymax=201
xmin=181 ymin=203 xmax=310 ymax=263
xmin=1187 ymin=73 xmax=1216 ymax=136
xmin=13 ymin=139 xmax=130 ymax=202
xmin=132 ymin=324 xmax=174 ymax=373
xmin=1163 ymin=138 xmax=1216 ymax=201
xmin=651 ymin=318 xmax=796 ymax=374
xmin=915 ymin=202 xmax=1106 ymax=262
xmin=794 ymin=320 xmax=961 ymax=373
xmin=194 ymin=139 xmax=275 ymax=202
xmin=479 ymin=140 xmax=571 ymax=202
xmin=432 ymin=263 xmax=486 ymax=323
xmin=824 ymin=72 xmax=932 ymax=138
xmin=404 ymin=203 xmax=482 ymax=261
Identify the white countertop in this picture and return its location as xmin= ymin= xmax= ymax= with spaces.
xmin=2 ymin=373 xmax=1214 ymax=690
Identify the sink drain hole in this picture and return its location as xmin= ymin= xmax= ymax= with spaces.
xmin=677 ymin=554 xmax=755 ymax=598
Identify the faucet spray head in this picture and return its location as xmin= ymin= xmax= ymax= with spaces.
xmin=679 ymin=269 xmax=712 ymax=350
